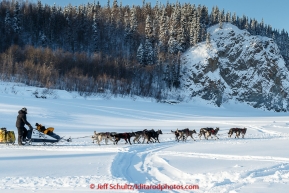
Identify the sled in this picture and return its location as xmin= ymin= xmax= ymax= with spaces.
xmin=26 ymin=128 xmax=71 ymax=145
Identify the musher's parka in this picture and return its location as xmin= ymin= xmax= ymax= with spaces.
xmin=16 ymin=108 xmax=32 ymax=145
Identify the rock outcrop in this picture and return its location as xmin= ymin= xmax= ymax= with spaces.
xmin=180 ymin=23 xmax=289 ymax=111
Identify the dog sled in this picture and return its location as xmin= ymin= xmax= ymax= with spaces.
xmin=0 ymin=128 xmax=16 ymax=145
xmin=25 ymin=123 xmax=71 ymax=145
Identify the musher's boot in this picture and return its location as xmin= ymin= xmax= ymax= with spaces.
xmin=18 ymin=137 xmax=25 ymax=146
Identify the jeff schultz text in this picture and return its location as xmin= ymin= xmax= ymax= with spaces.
xmin=90 ymin=183 xmax=199 ymax=191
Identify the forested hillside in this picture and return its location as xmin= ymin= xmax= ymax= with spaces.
xmin=0 ymin=0 xmax=288 ymax=100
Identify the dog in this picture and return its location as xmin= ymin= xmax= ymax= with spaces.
xmin=228 ymin=128 xmax=247 ymax=138
xmin=142 ymin=129 xmax=162 ymax=144
xmin=112 ymin=132 xmax=135 ymax=145
xmin=149 ymin=129 xmax=163 ymax=143
xmin=133 ymin=131 xmax=144 ymax=144
xmin=183 ymin=129 xmax=197 ymax=141
xmin=171 ymin=130 xmax=181 ymax=141
xmin=171 ymin=128 xmax=189 ymax=142
xmin=199 ymin=127 xmax=220 ymax=140
xmin=92 ymin=131 xmax=115 ymax=145
xmin=142 ymin=129 xmax=153 ymax=144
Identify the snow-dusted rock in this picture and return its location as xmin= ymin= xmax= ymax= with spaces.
xmin=181 ymin=23 xmax=289 ymax=111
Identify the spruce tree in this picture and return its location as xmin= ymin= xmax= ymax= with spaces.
xmin=168 ymin=7 xmax=180 ymax=54
xmin=13 ymin=1 xmax=21 ymax=34
xmin=137 ymin=43 xmax=145 ymax=65
xmin=145 ymin=38 xmax=154 ymax=65
xmin=92 ymin=12 xmax=99 ymax=52
xmin=159 ymin=8 xmax=169 ymax=53
xmin=218 ymin=12 xmax=223 ymax=29
xmin=232 ymin=12 xmax=236 ymax=25
xmin=206 ymin=32 xmax=211 ymax=48
xmin=144 ymin=15 xmax=154 ymax=65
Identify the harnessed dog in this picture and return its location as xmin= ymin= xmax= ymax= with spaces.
xmin=199 ymin=127 xmax=220 ymax=140
xmin=149 ymin=129 xmax=163 ymax=143
xmin=171 ymin=130 xmax=181 ymax=141
xmin=173 ymin=128 xmax=191 ymax=142
xmin=133 ymin=130 xmax=144 ymax=144
xmin=92 ymin=131 xmax=115 ymax=145
xmin=142 ymin=129 xmax=158 ymax=144
xmin=228 ymin=128 xmax=247 ymax=138
xmin=112 ymin=132 xmax=135 ymax=145
xmin=183 ymin=129 xmax=197 ymax=141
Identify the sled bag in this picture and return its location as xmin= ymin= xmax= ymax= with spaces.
xmin=0 ymin=130 xmax=15 ymax=143
xmin=0 ymin=130 xmax=5 ymax=142
xmin=6 ymin=131 xmax=16 ymax=143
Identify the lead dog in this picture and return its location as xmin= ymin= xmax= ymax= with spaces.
xmin=228 ymin=128 xmax=247 ymax=138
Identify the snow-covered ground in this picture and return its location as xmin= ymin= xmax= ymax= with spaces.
xmin=1 ymin=82 xmax=289 ymax=193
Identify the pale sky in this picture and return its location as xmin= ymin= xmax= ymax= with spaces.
xmin=36 ymin=0 xmax=289 ymax=33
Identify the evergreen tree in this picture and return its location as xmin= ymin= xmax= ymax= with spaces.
xmin=199 ymin=5 xmax=208 ymax=41
xmin=206 ymin=32 xmax=211 ymax=48
xmin=145 ymin=15 xmax=153 ymax=40
xmin=5 ymin=10 xmax=11 ymax=35
xmin=168 ymin=6 xmax=181 ymax=54
xmin=245 ymin=17 xmax=249 ymax=31
xmin=40 ymin=31 xmax=47 ymax=47
xmin=130 ymin=6 xmax=138 ymax=46
xmin=13 ymin=1 xmax=21 ymax=34
xmin=211 ymin=6 xmax=219 ymax=25
xmin=159 ymin=8 xmax=169 ymax=52
xmin=111 ymin=0 xmax=118 ymax=25
xmin=189 ymin=7 xmax=197 ymax=47
xmin=36 ymin=0 xmax=44 ymax=44
xmin=64 ymin=6 xmax=76 ymax=52
xmin=164 ymin=63 xmax=172 ymax=88
xmin=137 ymin=43 xmax=145 ymax=65
xmin=178 ymin=27 xmax=186 ymax=52
xmin=144 ymin=38 xmax=154 ymax=65
xmin=124 ymin=10 xmax=131 ymax=41
xmin=189 ymin=22 xmax=195 ymax=47
xmin=250 ymin=19 xmax=257 ymax=35
xmin=49 ymin=3 xmax=57 ymax=47
xmin=92 ymin=12 xmax=99 ymax=52
xmin=218 ymin=12 xmax=223 ymax=29
xmin=232 ymin=12 xmax=237 ymax=25
xmin=226 ymin=12 xmax=231 ymax=23
xmin=194 ymin=13 xmax=200 ymax=45
xmin=143 ymin=15 xmax=155 ymax=65
xmin=260 ymin=18 xmax=265 ymax=36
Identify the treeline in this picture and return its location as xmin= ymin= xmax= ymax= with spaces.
xmin=0 ymin=45 xmax=169 ymax=99
xmin=0 ymin=0 xmax=288 ymax=99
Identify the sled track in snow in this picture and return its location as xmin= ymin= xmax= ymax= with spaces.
xmin=110 ymin=135 xmax=289 ymax=192
xmin=110 ymin=142 xmax=176 ymax=186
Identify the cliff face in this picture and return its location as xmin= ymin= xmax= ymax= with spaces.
xmin=180 ymin=23 xmax=289 ymax=111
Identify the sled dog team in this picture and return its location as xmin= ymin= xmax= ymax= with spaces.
xmin=92 ymin=129 xmax=163 ymax=145
xmin=92 ymin=127 xmax=247 ymax=145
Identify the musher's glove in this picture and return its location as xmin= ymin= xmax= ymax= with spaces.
xmin=29 ymin=125 xmax=33 ymax=130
